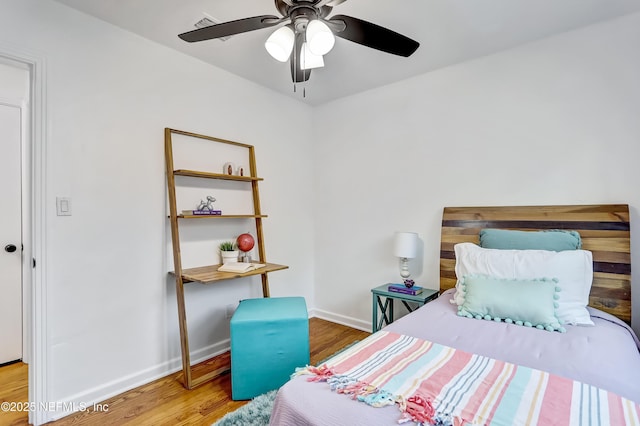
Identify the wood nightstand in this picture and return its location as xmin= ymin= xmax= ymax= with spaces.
xmin=371 ymin=284 xmax=439 ymax=332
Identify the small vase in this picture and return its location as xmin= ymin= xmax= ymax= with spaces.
xmin=220 ymin=250 xmax=239 ymax=264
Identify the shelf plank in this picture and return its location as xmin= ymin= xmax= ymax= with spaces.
xmin=177 ymin=214 xmax=268 ymax=219
xmin=172 ymin=262 xmax=289 ymax=284
xmin=174 ymin=169 xmax=263 ymax=182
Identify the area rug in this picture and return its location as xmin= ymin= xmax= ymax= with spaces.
xmin=212 ymin=341 xmax=360 ymax=426
xmin=213 ymin=390 xmax=277 ymax=426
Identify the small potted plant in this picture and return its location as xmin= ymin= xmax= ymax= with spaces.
xmin=219 ymin=241 xmax=239 ymax=264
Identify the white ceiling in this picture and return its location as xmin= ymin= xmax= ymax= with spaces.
xmin=53 ymin=0 xmax=640 ymax=105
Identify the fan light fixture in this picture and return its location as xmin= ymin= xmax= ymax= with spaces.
xmin=264 ymin=26 xmax=295 ymax=62
xmin=265 ymin=20 xmax=335 ymax=65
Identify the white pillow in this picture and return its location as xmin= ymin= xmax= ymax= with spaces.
xmin=452 ymin=243 xmax=594 ymax=326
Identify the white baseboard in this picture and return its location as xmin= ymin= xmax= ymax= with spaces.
xmin=309 ymin=308 xmax=371 ymax=333
xmin=46 ymin=310 xmax=369 ymax=423
xmin=45 ymin=339 xmax=230 ymax=423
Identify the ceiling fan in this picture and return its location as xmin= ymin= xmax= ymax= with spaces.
xmin=178 ymin=0 xmax=420 ymax=83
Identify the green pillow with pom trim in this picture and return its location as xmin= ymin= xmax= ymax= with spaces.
xmin=457 ymin=274 xmax=565 ymax=333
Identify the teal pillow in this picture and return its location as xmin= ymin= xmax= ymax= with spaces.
xmin=479 ymin=229 xmax=581 ymax=251
xmin=457 ymin=274 xmax=566 ymax=332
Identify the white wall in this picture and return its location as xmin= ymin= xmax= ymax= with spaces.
xmin=0 ymin=0 xmax=315 ymax=420
xmin=312 ymin=12 xmax=640 ymax=334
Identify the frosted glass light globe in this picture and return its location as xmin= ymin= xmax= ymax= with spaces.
xmin=300 ymin=42 xmax=324 ymax=70
xmin=265 ymin=26 xmax=295 ymax=62
xmin=306 ymin=20 xmax=335 ymax=55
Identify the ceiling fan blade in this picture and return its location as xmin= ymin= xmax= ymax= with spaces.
xmin=329 ymin=14 xmax=419 ymax=57
xmin=179 ymin=15 xmax=280 ymax=42
xmin=290 ymin=33 xmax=312 ymax=83
xmin=326 ymin=0 xmax=348 ymax=6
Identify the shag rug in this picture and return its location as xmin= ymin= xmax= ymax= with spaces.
xmin=212 ymin=341 xmax=360 ymax=426
xmin=213 ymin=390 xmax=277 ymax=426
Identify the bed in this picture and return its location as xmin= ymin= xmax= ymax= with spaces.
xmin=270 ymin=205 xmax=640 ymax=425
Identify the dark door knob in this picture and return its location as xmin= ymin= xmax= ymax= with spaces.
xmin=4 ymin=244 xmax=17 ymax=253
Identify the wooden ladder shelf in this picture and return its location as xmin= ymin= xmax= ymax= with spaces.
xmin=164 ymin=128 xmax=287 ymax=389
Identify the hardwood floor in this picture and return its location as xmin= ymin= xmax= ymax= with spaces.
xmin=0 ymin=318 xmax=369 ymax=426
xmin=0 ymin=361 xmax=29 ymax=426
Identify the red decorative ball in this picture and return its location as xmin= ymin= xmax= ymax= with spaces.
xmin=236 ymin=233 xmax=255 ymax=252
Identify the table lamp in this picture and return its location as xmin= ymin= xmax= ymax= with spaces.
xmin=394 ymin=231 xmax=418 ymax=287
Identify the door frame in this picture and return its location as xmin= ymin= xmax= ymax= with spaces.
xmin=0 ymin=47 xmax=48 ymax=426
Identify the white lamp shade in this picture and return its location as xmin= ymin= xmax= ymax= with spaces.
xmin=265 ymin=26 xmax=295 ymax=62
xmin=300 ymin=42 xmax=324 ymax=70
xmin=306 ymin=20 xmax=335 ymax=55
xmin=394 ymin=232 xmax=418 ymax=258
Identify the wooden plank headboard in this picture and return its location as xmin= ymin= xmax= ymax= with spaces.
xmin=439 ymin=204 xmax=631 ymax=324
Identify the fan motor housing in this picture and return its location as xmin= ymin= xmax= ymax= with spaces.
xmin=275 ymin=0 xmax=332 ymax=21
xmin=290 ymin=6 xmax=315 ymax=32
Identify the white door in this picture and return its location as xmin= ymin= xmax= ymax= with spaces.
xmin=0 ymin=103 xmax=22 ymax=364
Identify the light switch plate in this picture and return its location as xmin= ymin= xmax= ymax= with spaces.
xmin=56 ymin=197 xmax=72 ymax=216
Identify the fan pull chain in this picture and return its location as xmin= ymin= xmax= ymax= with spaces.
xmin=293 ymin=30 xmax=298 ymax=93
xmin=303 ymin=30 xmax=307 ymax=98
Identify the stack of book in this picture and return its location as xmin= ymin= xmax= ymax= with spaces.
xmin=387 ymin=283 xmax=424 ymax=295
xmin=182 ymin=210 xmax=222 ymax=215
xmin=218 ymin=262 xmax=266 ymax=273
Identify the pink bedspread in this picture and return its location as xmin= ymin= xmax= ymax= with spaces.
xmin=270 ymin=290 xmax=640 ymax=426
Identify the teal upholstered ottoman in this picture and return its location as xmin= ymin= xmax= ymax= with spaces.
xmin=230 ymin=297 xmax=309 ymax=400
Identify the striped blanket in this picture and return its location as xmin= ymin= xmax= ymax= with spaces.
xmin=295 ymin=331 xmax=640 ymax=425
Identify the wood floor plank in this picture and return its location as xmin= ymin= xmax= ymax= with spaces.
xmin=0 ymin=318 xmax=369 ymax=426
xmin=0 ymin=361 xmax=30 ymax=426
